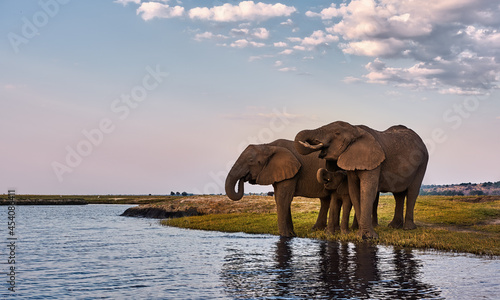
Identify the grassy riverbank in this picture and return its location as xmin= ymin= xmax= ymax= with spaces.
xmin=161 ymin=195 xmax=500 ymax=257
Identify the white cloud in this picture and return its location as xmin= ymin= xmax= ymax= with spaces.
xmin=274 ymin=42 xmax=287 ymax=47
xmin=279 ymin=49 xmax=293 ymax=55
xmin=274 ymin=60 xmax=283 ymax=67
xmin=114 ymin=0 xmax=140 ymax=6
xmin=230 ymin=28 xmax=250 ymax=36
xmin=230 ymin=39 xmax=265 ymax=48
xmin=288 ymin=30 xmax=338 ymax=51
xmin=305 ymin=3 xmax=341 ymax=20
xmin=188 ymin=1 xmax=296 ymax=22
xmin=194 ymin=32 xmax=228 ymax=41
xmin=252 ymin=28 xmax=269 ymax=39
xmin=278 ymin=67 xmax=297 ymax=72
xmin=137 ymin=2 xmax=185 ymax=21
xmin=287 ymin=37 xmax=301 ymax=43
xmin=340 ymin=38 xmax=406 ymax=57
xmin=307 ymin=0 xmax=500 ymax=94
xmin=301 ymin=30 xmax=338 ymax=48
xmin=342 ymin=76 xmax=362 ymax=84
xmin=248 ymin=54 xmax=274 ymax=62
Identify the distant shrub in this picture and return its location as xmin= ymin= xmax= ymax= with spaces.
xmin=469 ymin=190 xmax=485 ymax=196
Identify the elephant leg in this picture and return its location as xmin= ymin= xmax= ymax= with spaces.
xmin=326 ymin=194 xmax=341 ymax=235
xmin=354 ymin=193 xmax=378 ymax=230
xmin=372 ymin=193 xmax=379 ymax=227
xmin=347 ymin=172 xmax=361 ymax=226
xmin=388 ymin=191 xmax=406 ymax=229
xmin=273 ymin=181 xmax=297 ymax=237
xmin=403 ymin=164 xmax=426 ymax=230
xmin=340 ymin=195 xmax=352 ymax=234
xmin=313 ymin=196 xmax=330 ymax=231
xmin=352 ymin=213 xmax=359 ymax=230
xmin=357 ymin=169 xmax=380 ymax=239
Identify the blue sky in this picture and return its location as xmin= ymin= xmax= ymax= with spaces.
xmin=1 ymin=0 xmax=499 ymax=194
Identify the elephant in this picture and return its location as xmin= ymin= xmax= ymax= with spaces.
xmin=317 ymin=168 xmax=379 ymax=234
xmin=225 ymin=139 xmax=335 ymax=237
xmin=295 ymin=121 xmax=429 ymax=239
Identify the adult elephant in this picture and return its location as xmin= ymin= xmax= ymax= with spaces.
xmin=295 ymin=121 xmax=428 ymax=239
xmin=316 ymin=168 xmax=379 ymax=235
xmin=225 ymin=139 xmax=334 ymax=237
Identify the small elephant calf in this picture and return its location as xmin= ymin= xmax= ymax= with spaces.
xmin=317 ymin=168 xmax=379 ymax=234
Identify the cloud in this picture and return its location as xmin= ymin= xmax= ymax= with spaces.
xmin=279 ymin=49 xmax=293 ymax=55
xmin=194 ymin=32 xmax=228 ymax=41
xmin=286 ymin=30 xmax=338 ymax=52
xmin=137 ymin=2 xmax=185 ymax=21
xmin=300 ymin=30 xmax=338 ymax=49
xmin=230 ymin=39 xmax=265 ymax=48
xmin=248 ymin=54 xmax=274 ymax=62
xmin=230 ymin=27 xmax=269 ymax=39
xmin=305 ymin=4 xmax=341 ymax=20
xmin=274 ymin=42 xmax=287 ymax=47
xmin=278 ymin=67 xmax=297 ymax=72
xmin=307 ymin=0 xmax=500 ymax=94
xmin=342 ymin=76 xmax=362 ymax=84
xmin=114 ymin=0 xmax=140 ymax=6
xmin=339 ymin=38 xmax=406 ymax=57
xmin=253 ymin=28 xmax=270 ymax=39
xmin=188 ymin=1 xmax=296 ymax=22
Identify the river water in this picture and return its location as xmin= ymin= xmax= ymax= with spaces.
xmin=1 ymin=205 xmax=498 ymax=299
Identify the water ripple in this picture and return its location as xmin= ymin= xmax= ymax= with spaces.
xmin=1 ymin=205 xmax=498 ymax=299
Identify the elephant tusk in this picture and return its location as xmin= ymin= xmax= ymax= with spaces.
xmin=299 ymin=141 xmax=324 ymax=150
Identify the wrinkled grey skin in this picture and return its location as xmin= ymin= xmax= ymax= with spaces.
xmin=225 ymin=139 xmax=334 ymax=237
xmin=317 ymin=168 xmax=379 ymax=234
xmin=295 ymin=121 xmax=429 ymax=239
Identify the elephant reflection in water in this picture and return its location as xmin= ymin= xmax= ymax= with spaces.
xmin=220 ymin=238 xmax=441 ymax=299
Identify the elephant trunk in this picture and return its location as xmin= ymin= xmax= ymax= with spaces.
xmin=316 ymin=168 xmax=327 ymax=185
xmin=225 ymin=164 xmax=247 ymax=201
xmin=294 ymin=129 xmax=322 ymax=155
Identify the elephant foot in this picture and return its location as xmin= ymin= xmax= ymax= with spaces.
xmin=357 ymin=228 xmax=379 ymax=240
xmin=388 ymin=219 xmax=404 ymax=229
xmin=340 ymin=228 xmax=350 ymax=235
xmin=325 ymin=225 xmax=340 ymax=235
xmin=403 ymin=221 xmax=417 ymax=230
xmin=312 ymin=222 xmax=327 ymax=231
xmin=372 ymin=220 xmax=379 ymax=228
xmin=279 ymin=227 xmax=297 ymax=237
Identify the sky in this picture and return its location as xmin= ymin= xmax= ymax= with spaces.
xmin=1 ymin=0 xmax=499 ymax=195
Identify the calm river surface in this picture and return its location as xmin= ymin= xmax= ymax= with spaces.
xmin=1 ymin=205 xmax=498 ymax=299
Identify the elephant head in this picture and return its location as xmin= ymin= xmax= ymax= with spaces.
xmin=294 ymin=121 xmax=386 ymax=171
xmin=317 ymin=168 xmax=346 ymax=190
xmin=225 ymin=144 xmax=301 ymax=200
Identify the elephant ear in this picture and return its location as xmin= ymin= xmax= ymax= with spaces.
xmin=256 ymin=146 xmax=301 ymax=185
xmin=337 ymin=127 xmax=385 ymax=171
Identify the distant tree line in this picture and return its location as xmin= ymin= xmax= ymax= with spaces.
xmin=170 ymin=191 xmax=191 ymax=196
xmin=420 ymin=181 xmax=500 ymax=196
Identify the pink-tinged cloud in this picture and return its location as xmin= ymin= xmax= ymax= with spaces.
xmin=188 ymin=1 xmax=296 ymax=22
xmin=137 ymin=2 xmax=185 ymax=21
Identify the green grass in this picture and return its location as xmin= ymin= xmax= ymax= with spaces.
xmin=164 ymin=195 xmax=500 ymax=256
